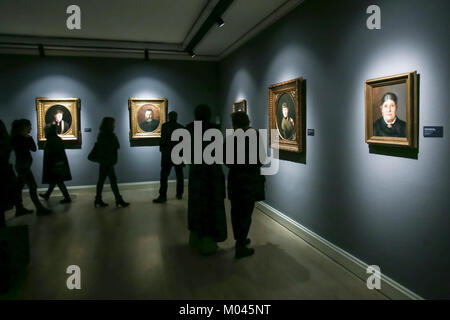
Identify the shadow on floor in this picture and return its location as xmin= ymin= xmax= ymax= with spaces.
xmin=158 ymin=241 xmax=311 ymax=299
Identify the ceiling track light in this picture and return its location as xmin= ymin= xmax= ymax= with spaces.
xmin=189 ymin=51 xmax=196 ymax=58
xmin=216 ymin=17 xmax=225 ymax=28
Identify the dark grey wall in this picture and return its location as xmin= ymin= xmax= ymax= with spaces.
xmin=219 ymin=0 xmax=450 ymax=299
xmin=0 ymin=55 xmax=219 ymax=187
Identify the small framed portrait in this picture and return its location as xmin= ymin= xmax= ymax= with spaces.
xmin=269 ymin=78 xmax=304 ymax=153
xmin=365 ymin=71 xmax=418 ymax=148
xmin=232 ymin=99 xmax=247 ymax=113
xmin=36 ymin=97 xmax=81 ymax=144
xmin=128 ymin=98 xmax=167 ymax=140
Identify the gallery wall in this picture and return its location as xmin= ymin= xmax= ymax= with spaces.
xmin=0 ymin=0 xmax=448 ymax=300
xmin=219 ymin=0 xmax=449 ymax=299
xmin=0 ymin=55 xmax=220 ymax=187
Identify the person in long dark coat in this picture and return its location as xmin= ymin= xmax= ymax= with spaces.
xmin=39 ymin=124 xmax=72 ymax=203
xmin=0 ymin=120 xmax=8 ymax=227
xmin=11 ymin=119 xmax=51 ymax=216
xmin=226 ymin=112 xmax=265 ymax=258
xmin=93 ymin=117 xmax=129 ymax=208
xmin=153 ymin=111 xmax=185 ymax=203
xmin=0 ymin=120 xmax=15 ymax=227
xmin=0 ymin=120 xmax=33 ymax=227
xmin=186 ymin=104 xmax=227 ymax=255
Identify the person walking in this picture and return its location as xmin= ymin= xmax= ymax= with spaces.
xmin=11 ymin=119 xmax=51 ymax=216
xmin=39 ymin=124 xmax=72 ymax=203
xmin=89 ymin=117 xmax=129 ymax=208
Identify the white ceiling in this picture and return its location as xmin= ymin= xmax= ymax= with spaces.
xmin=196 ymin=0 xmax=287 ymax=56
xmin=0 ymin=0 xmax=208 ymax=43
xmin=0 ymin=0 xmax=304 ymax=59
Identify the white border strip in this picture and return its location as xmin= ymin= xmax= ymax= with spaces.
xmin=255 ymin=201 xmax=424 ymax=300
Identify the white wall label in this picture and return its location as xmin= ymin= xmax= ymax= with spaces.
xmin=66 ymin=5 xmax=81 ymax=30
xmin=366 ymin=5 xmax=381 ymax=30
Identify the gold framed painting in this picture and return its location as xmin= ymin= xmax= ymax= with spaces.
xmin=36 ymin=97 xmax=81 ymax=144
xmin=232 ymin=99 xmax=247 ymax=113
xmin=365 ymin=71 xmax=418 ymax=148
xmin=268 ymin=77 xmax=304 ymax=153
xmin=128 ymin=98 xmax=167 ymax=140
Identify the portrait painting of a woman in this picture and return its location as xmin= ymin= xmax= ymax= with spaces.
xmin=373 ymin=92 xmax=406 ymax=137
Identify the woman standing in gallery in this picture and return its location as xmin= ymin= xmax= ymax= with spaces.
xmin=90 ymin=117 xmax=129 ymax=208
xmin=39 ymin=124 xmax=72 ymax=203
xmin=186 ymin=104 xmax=227 ymax=255
xmin=11 ymin=119 xmax=51 ymax=216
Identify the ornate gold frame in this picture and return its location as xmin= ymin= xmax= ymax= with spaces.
xmin=232 ymin=99 xmax=247 ymax=113
xmin=268 ymin=78 xmax=304 ymax=153
xmin=128 ymin=97 xmax=167 ymax=140
xmin=35 ymin=97 xmax=81 ymax=143
xmin=365 ymin=71 xmax=418 ymax=148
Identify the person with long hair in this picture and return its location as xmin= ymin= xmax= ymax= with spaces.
xmin=92 ymin=117 xmax=129 ymax=208
xmin=39 ymin=124 xmax=72 ymax=203
xmin=11 ymin=119 xmax=51 ymax=216
xmin=186 ymin=104 xmax=227 ymax=255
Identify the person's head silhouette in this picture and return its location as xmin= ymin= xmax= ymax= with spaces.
xmin=194 ymin=104 xmax=211 ymax=122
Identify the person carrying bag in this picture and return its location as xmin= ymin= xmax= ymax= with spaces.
xmin=89 ymin=117 xmax=129 ymax=208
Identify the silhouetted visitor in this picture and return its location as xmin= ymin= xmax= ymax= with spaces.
xmin=0 ymin=119 xmax=15 ymax=227
xmin=0 ymin=120 xmax=7 ymax=227
xmin=11 ymin=119 xmax=51 ymax=215
xmin=39 ymin=124 xmax=72 ymax=203
xmin=153 ymin=111 xmax=185 ymax=203
xmin=0 ymin=120 xmax=33 ymax=227
xmin=226 ymin=112 xmax=265 ymax=258
xmin=89 ymin=117 xmax=129 ymax=208
xmin=186 ymin=104 xmax=227 ymax=255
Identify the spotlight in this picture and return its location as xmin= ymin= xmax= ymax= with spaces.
xmin=189 ymin=51 xmax=196 ymax=58
xmin=216 ymin=17 xmax=225 ymax=28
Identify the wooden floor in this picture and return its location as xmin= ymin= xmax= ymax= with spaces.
xmin=2 ymin=183 xmax=387 ymax=300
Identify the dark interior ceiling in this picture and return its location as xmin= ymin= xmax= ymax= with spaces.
xmin=0 ymin=0 xmax=305 ymax=60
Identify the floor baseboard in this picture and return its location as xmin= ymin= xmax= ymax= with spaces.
xmin=255 ymin=201 xmax=423 ymax=300
xmin=27 ymin=179 xmax=189 ymax=192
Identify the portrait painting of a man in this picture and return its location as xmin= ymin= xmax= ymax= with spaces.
xmin=129 ymin=98 xmax=167 ymax=141
xmin=44 ymin=105 xmax=72 ymax=135
xmin=277 ymin=100 xmax=296 ymax=140
xmin=268 ymin=77 xmax=304 ymax=153
xmin=36 ymin=97 xmax=81 ymax=147
xmin=232 ymin=99 xmax=247 ymax=113
xmin=139 ymin=107 xmax=160 ymax=132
